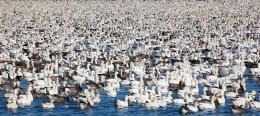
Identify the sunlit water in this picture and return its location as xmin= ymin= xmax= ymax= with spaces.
xmin=1 ymin=78 xmax=260 ymax=116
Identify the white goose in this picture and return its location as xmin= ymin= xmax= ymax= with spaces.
xmin=232 ymin=92 xmax=252 ymax=108
xmin=93 ymin=93 xmax=101 ymax=103
xmin=249 ymin=100 xmax=260 ymax=109
xmin=23 ymin=68 xmax=36 ymax=82
xmin=145 ymin=97 xmax=160 ymax=109
xmin=216 ymin=90 xmax=225 ymax=105
xmin=159 ymin=96 xmax=167 ymax=107
xmin=166 ymin=91 xmax=173 ymax=104
xmin=198 ymin=95 xmax=216 ymax=110
xmin=136 ymin=91 xmax=149 ymax=104
xmin=116 ymin=95 xmax=129 ymax=108
xmin=5 ymin=88 xmax=19 ymax=99
xmin=17 ymin=85 xmax=34 ymax=106
xmin=173 ymin=98 xmax=186 ymax=106
xmin=6 ymin=97 xmax=18 ymax=109
xmin=107 ymin=88 xmax=117 ymax=97
xmin=41 ymin=96 xmax=55 ymax=109
xmin=180 ymin=102 xmax=199 ymax=114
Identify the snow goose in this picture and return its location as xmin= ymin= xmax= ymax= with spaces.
xmin=216 ymin=90 xmax=225 ymax=105
xmin=106 ymin=71 xmax=119 ymax=84
xmin=159 ymin=96 xmax=167 ymax=107
xmin=190 ymin=80 xmax=199 ymax=95
xmin=17 ymin=85 xmax=34 ymax=106
xmin=180 ymin=102 xmax=199 ymax=114
xmin=198 ymin=95 xmax=216 ymax=110
xmin=116 ymin=95 xmax=129 ymax=108
xmin=249 ymin=100 xmax=260 ymax=109
xmin=173 ymin=97 xmax=186 ymax=106
xmin=169 ymin=71 xmax=180 ymax=85
xmin=93 ymin=93 xmax=101 ymax=103
xmin=6 ymin=97 xmax=18 ymax=109
xmin=41 ymin=96 xmax=55 ymax=109
xmin=5 ymin=88 xmax=19 ymax=99
xmin=145 ymin=97 xmax=160 ymax=109
xmin=232 ymin=92 xmax=251 ymax=109
xmin=225 ymin=82 xmax=240 ymax=98
xmin=23 ymin=68 xmax=36 ymax=82
xmin=47 ymin=82 xmax=58 ymax=95
xmin=232 ymin=105 xmax=245 ymax=114
xmin=107 ymin=88 xmax=117 ymax=97
xmin=136 ymin=91 xmax=149 ymax=104
xmin=165 ymin=91 xmax=173 ymax=104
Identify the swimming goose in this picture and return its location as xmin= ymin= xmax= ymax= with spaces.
xmin=23 ymin=68 xmax=36 ymax=82
xmin=107 ymin=88 xmax=117 ymax=97
xmin=232 ymin=105 xmax=245 ymax=114
xmin=216 ymin=90 xmax=225 ymax=105
xmin=41 ymin=96 xmax=55 ymax=109
xmin=116 ymin=95 xmax=129 ymax=108
xmin=159 ymin=96 xmax=167 ymax=107
xmin=17 ymin=85 xmax=33 ymax=106
xmin=165 ymin=91 xmax=173 ymax=104
xmin=145 ymin=97 xmax=160 ymax=109
xmin=173 ymin=98 xmax=186 ymax=106
xmin=5 ymin=88 xmax=19 ymax=99
xmin=232 ymin=92 xmax=251 ymax=109
xmin=225 ymin=82 xmax=240 ymax=98
xmin=93 ymin=93 xmax=101 ymax=103
xmin=198 ymin=95 xmax=216 ymax=110
xmin=136 ymin=90 xmax=149 ymax=104
xmin=180 ymin=102 xmax=199 ymax=114
xmin=47 ymin=84 xmax=59 ymax=96
xmin=249 ymin=100 xmax=260 ymax=109
xmin=6 ymin=97 xmax=18 ymax=109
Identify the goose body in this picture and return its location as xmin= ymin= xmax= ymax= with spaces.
xmin=42 ymin=102 xmax=55 ymax=109
xmin=6 ymin=102 xmax=18 ymax=109
xmin=17 ymin=97 xmax=32 ymax=106
xmin=107 ymin=90 xmax=117 ymax=97
xmin=145 ymin=100 xmax=160 ymax=109
xmin=116 ymin=96 xmax=128 ymax=108
xmin=198 ymin=96 xmax=216 ymax=110
xmin=173 ymin=98 xmax=185 ymax=105
xmin=17 ymin=86 xmax=33 ymax=106
xmin=249 ymin=101 xmax=260 ymax=109
xmin=180 ymin=103 xmax=199 ymax=114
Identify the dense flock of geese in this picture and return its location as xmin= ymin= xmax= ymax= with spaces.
xmin=0 ymin=0 xmax=260 ymax=114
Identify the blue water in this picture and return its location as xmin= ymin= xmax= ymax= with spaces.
xmin=1 ymin=79 xmax=260 ymax=116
